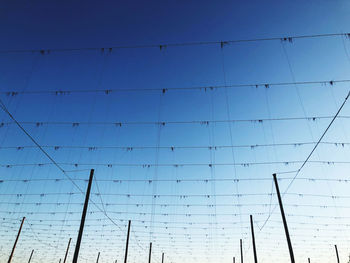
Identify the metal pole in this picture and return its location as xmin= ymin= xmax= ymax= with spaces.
xmin=273 ymin=173 xmax=295 ymax=263
xmin=233 ymin=256 xmax=235 ymax=263
xmin=124 ymin=220 xmax=131 ymax=263
xmin=63 ymin=238 xmax=72 ymax=263
xmin=96 ymin=252 xmax=100 ymax=263
xmin=72 ymin=169 xmax=94 ymax=263
xmin=8 ymin=216 xmax=25 ymax=263
xmin=335 ymin=245 xmax=340 ymax=263
xmin=240 ymin=239 xmax=243 ymax=263
xmin=148 ymin=242 xmax=152 ymax=263
xmin=250 ymin=215 xmax=258 ymax=263
xmin=161 ymin=252 xmax=164 ymax=263
xmin=28 ymin=249 xmax=34 ymax=263
xmin=308 ymin=258 xmax=310 ymax=263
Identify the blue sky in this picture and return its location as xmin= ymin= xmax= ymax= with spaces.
xmin=0 ymin=1 xmax=350 ymax=263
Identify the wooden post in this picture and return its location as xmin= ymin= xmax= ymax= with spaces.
xmin=8 ymin=216 xmax=25 ymax=263
xmin=161 ymin=252 xmax=164 ymax=263
xmin=27 ymin=249 xmax=34 ymax=263
xmin=72 ymin=169 xmax=94 ymax=263
xmin=124 ymin=220 xmax=131 ymax=263
xmin=240 ymin=239 xmax=243 ymax=263
xmin=96 ymin=252 xmax=100 ymax=263
xmin=250 ymin=215 xmax=258 ymax=263
xmin=335 ymin=245 xmax=340 ymax=263
xmin=63 ymin=238 xmax=71 ymax=263
xmin=148 ymin=242 xmax=152 ymax=263
xmin=273 ymin=173 xmax=295 ymax=263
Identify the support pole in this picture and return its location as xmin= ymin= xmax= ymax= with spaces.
xmin=72 ymin=169 xmax=94 ymax=263
xmin=96 ymin=252 xmax=100 ymax=263
xmin=273 ymin=173 xmax=295 ymax=263
xmin=148 ymin=242 xmax=152 ymax=263
xmin=335 ymin=245 xmax=339 ymax=263
xmin=124 ymin=220 xmax=131 ymax=263
xmin=27 ymin=249 xmax=34 ymax=263
xmin=8 ymin=216 xmax=25 ymax=263
xmin=250 ymin=215 xmax=258 ymax=263
xmin=240 ymin=239 xmax=243 ymax=263
xmin=161 ymin=252 xmax=164 ymax=263
xmin=63 ymin=238 xmax=71 ymax=263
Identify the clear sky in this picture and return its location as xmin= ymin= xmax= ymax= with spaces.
xmin=0 ymin=0 xmax=350 ymax=263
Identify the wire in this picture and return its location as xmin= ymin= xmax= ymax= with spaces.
xmin=0 ymin=32 xmax=347 ymax=54
xmin=1 ymin=160 xmax=350 ymax=168
xmin=260 ymin=91 xmax=350 ymax=230
xmin=1 ymin=79 xmax=349 ymax=95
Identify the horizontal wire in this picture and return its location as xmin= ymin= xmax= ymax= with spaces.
xmin=1 ymin=176 xmax=349 ymax=183
xmin=0 ymin=32 xmax=348 ymax=54
xmin=0 ymin=160 xmax=349 ymax=168
xmin=0 ymin=192 xmax=346 ymax=199
xmin=0 ymin=225 xmax=343 ymax=239
xmin=0 ymin=201 xmax=349 ymax=209
xmin=3 ymin=221 xmax=345 ymax=233
xmin=1 ymin=79 xmax=349 ymax=95
xmin=1 ymin=210 xmax=350 ymax=218
xmin=1 ymin=115 xmax=350 ymax=127
xmin=3 ymin=216 xmax=348 ymax=227
xmin=0 ymin=141 xmax=349 ymax=151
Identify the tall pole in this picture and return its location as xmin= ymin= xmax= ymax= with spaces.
xmin=148 ymin=242 xmax=152 ymax=263
xmin=8 ymin=216 xmax=25 ymax=263
xmin=240 ymin=239 xmax=243 ymax=263
xmin=96 ymin=252 xmax=100 ymax=263
xmin=124 ymin=220 xmax=131 ymax=263
xmin=250 ymin=215 xmax=258 ymax=263
xmin=335 ymin=245 xmax=340 ymax=263
xmin=72 ymin=169 xmax=94 ymax=263
xmin=63 ymin=238 xmax=72 ymax=263
xmin=273 ymin=173 xmax=295 ymax=263
xmin=161 ymin=252 xmax=164 ymax=263
xmin=28 ymin=249 xmax=34 ymax=263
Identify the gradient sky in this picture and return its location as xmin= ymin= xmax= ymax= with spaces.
xmin=0 ymin=1 xmax=350 ymax=263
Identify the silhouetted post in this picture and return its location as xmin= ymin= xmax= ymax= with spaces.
xmin=308 ymin=258 xmax=310 ymax=263
xmin=96 ymin=252 xmax=100 ymax=263
xmin=28 ymin=249 xmax=34 ymax=263
xmin=72 ymin=169 xmax=94 ymax=263
xmin=335 ymin=245 xmax=339 ymax=263
xmin=250 ymin=215 xmax=258 ymax=263
xmin=233 ymin=256 xmax=235 ymax=263
xmin=273 ymin=173 xmax=295 ymax=263
xmin=124 ymin=220 xmax=131 ymax=263
xmin=148 ymin=242 xmax=152 ymax=263
xmin=63 ymin=238 xmax=71 ymax=263
xmin=240 ymin=239 xmax=243 ymax=263
xmin=59 ymin=259 xmax=61 ymax=263
xmin=8 ymin=216 xmax=25 ymax=263
xmin=161 ymin=253 xmax=164 ymax=263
